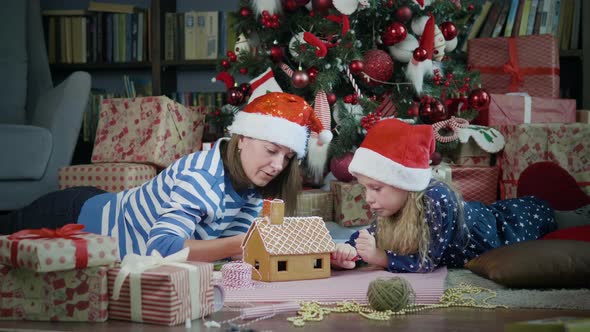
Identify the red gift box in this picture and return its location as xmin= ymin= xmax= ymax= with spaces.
xmin=468 ymin=34 xmax=560 ymax=98
xmin=450 ymin=166 xmax=499 ymax=205
xmin=59 ymin=163 xmax=157 ymax=192
xmin=474 ymin=93 xmax=576 ymax=126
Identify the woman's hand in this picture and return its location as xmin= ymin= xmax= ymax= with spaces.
xmin=330 ymin=243 xmax=357 ymax=269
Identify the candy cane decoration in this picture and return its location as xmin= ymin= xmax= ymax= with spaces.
xmin=279 ymin=62 xmax=294 ymax=78
xmin=344 ymin=65 xmax=362 ymax=98
xmin=314 ymin=90 xmax=331 ymax=135
xmin=432 ymin=116 xmax=469 ymax=143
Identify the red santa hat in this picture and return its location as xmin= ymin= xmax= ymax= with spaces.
xmin=405 ymin=14 xmax=435 ymax=95
xmin=229 ymin=92 xmax=329 ymax=159
xmin=348 ymin=118 xmax=435 ymax=191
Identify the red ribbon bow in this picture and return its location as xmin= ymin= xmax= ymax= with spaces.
xmin=502 ymin=38 xmax=524 ymax=91
xmin=8 ymin=224 xmax=89 ymax=269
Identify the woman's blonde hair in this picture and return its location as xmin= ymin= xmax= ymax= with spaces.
xmin=221 ymin=135 xmax=302 ymax=215
xmin=376 ymin=180 xmax=465 ymax=269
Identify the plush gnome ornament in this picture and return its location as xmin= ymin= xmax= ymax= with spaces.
xmin=405 ymin=14 xmax=435 ymax=95
xmin=239 ymin=68 xmax=333 ymax=174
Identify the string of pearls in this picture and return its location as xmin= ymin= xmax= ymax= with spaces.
xmin=287 ymin=282 xmax=507 ymax=327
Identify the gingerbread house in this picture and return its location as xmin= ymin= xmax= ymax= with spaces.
xmin=241 ymin=199 xmax=335 ymax=282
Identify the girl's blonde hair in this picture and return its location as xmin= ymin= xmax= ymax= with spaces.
xmin=376 ymin=180 xmax=465 ymax=269
xmin=221 ymin=135 xmax=302 ymax=215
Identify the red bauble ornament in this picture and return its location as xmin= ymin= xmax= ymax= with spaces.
xmin=468 ymin=88 xmax=491 ymax=111
xmin=269 ymin=45 xmax=284 ymax=62
xmin=283 ymin=0 xmax=299 ymax=11
xmin=292 ymin=70 xmax=310 ymax=88
xmin=306 ymin=66 xmax=319 ymax=83
xmin=239 ymin=7 xmax=252 ymax=17
xmin=349 ymin=60 xmax=364 ymax=74
xmin=312 ymin=0 xmax=333 ymax=14
xmin=239 ymin=83 xmax=251 ymax=96
xmin=440 ymin=22 xmax=458 ymax=41
xmin=330 ymin=152 xmax=355 ymax=182
xmin=467 ymin=4 xmax=475 ymax=11
xmin=430 ymin=151 xmax=442 ymax=166
xmin=221 ymin=59 xmax=231 ymax=68
xmin=396 ymin=6 xmax=412 ymax=22
xmin=362 ymin=49 xmax=394 ymax=87
xmin=419 ymin=97 xmax=448 ymax=124
xmin=413 ymin=47 xmax=428 ymax=62
xmin=227 ymin=87 xmax=245 ymax=106
xmin=327 ymin=93 xmax=337 ymax=105
xmin=381 ymin=22 xmax=408 ymax=46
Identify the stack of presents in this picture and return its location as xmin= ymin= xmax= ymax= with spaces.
xmin=58 ymin=96 xmax=207 ymax=192
xmin=0 ymin=225 xmax=218 ymax=324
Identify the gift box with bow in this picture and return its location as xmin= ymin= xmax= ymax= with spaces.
xmin=0 ymin=224 xmax=119 ymax=272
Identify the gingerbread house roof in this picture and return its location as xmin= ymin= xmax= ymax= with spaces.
xmin=243 ymin=216 xmax=335 ymax=256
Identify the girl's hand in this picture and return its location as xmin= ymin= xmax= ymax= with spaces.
xmin=355 ymin=229 xmax=379 ymax=265
xmin=330 ymin=243 xmax=357 ymax=269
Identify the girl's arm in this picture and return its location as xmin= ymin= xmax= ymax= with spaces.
xmin=184 ymin=234 xmax=246 ymax=262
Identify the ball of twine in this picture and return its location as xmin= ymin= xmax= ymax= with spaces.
xmin=366 ymin=277 xmax=415 ymax=311
xmin=221 ymin=261 xmax=254 ymax=289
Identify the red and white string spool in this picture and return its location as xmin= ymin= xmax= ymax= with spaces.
xmin=221 ymin=261 xmax=255 ymax=289
xmin=432 ymin=116 xmax=468 ymax=143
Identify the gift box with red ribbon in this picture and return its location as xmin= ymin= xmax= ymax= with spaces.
xmin=0 ymin=224 xmax=119 ymax=272
xmin=330 ymin=181 xmax=373 ymax=227
xmin=91 ymin=96 xmax=206 ymax=168
xmin=0 ymin=265 xmax=108 ymax=322
xmin=58 ymin=163 xmax=157 ymax=192
xmin=468 ymin=34 xmax=560 ymax=98
xmin=450 ymin=165 xmax=499 ymax=205
xmin=107 ymin=249 xmax=221 ymax=325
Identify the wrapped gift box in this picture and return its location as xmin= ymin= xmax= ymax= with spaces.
xmin=497 ymin=123 xmax=590 ymax=199
xmin=577 ymin=110 xmax=590 ymax=124
xmin=92 ymin=96 xmax=206 ymax=168
xmin=452 ymin=140 xmax=493 ymax=166
xmin=295 ymin=189 xmax=333 ymax=221
xmin=330 ymin=181 xmax=372 ymax=227
xmin=0 ymin=265 xmax=108 ymax=322
xmin=450 ymin=166 xmax=499 ymax=205
xmin=0 ymin=226 xmax=119 ymax=272
xmin=468 ymin=34 xmax=560 ymax=98
xmin=108 ymin=260 xmax=216 ymax=325
xmin=473 ymin=94 xmax=576 ymax=126
xmin=58 ymin=163 xmax=157 ymax=192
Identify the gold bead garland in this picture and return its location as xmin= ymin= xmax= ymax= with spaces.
xmin=287 ymin=282 xmax=508 ymax=327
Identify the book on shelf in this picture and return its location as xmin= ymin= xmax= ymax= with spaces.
xmin=479 ymin=1 xmax=502 ymax=38
xmin=460 ymin=0 xmax=492 ymax=52
xmin=518 ymin=0 xmax=532 ymax=36
xmin=503 ymin=0 xmax=520 ymax=36
xmin=525 ymin=0 xmax=539 ymax=35
xmin=88 ymin=1 xmax=134 ymax=14
xmin=492 ymin=0 xmax=511 ymax=38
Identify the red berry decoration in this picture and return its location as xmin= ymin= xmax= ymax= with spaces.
xmin=396 ymin=6 xmax=412 ymax=22
xmin=419 ymin=97 xmax=449 ymax=124
xmin=327 ymin=93 xmax=337 ymax=105
xmin=440 ymin=22 xmax=458 ymax=41
xmin=227 ymin=87 xmax=245 ymax=106
xmin=467 ymin=4 xmax=475 ymax=11
xmin=221 ymin=59 xmax=231 ymax=69
xmin=381 ymin=22 xmax=408 ymax=46
xmin=239 ymin=83 xmax=251 ymax=96
xmin=239 ymin=67 xmax=248 ymax=75
xmin=269 ymin=45 xmax=284 ymax=62
xmin=292 ymin=69 xmax=310 ymax=88
xmin=283 ymin=0 xmax=299 ymax=11
xmin=413 ymin=47 xmax=428 ymax=62
xmin=468 ymin=88 xmax=491 ymax=111
xmin=306 ymin=66 xmax=319 ymax=83
xmin=239 ymin=7 xmax=252 ymax=17
xmin=349 ymin=60 xmax=364 ymax=75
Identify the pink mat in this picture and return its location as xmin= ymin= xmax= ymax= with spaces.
xmin=219 ymin=266 xmax=447 ymax=305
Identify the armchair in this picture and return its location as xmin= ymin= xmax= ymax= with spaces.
xmin=0 ymin=0 xmax=91 ymax=210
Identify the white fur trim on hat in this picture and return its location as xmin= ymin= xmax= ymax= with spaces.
xmin=228 ymin=111 xmax=309 ymax=158
xmin=348 ymin=147 xmax=432 ymax=191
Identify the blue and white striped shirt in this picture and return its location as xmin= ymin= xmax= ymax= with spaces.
xmin=78 ymin=138 xmax=262 ymax=258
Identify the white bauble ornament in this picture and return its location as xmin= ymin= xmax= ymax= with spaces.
xmin=433 ymin=25 xmax=446 ymax=61
xmin=411 ymin=16 xmax=430 ymax=36
xmin=289 ymin=32 xmax=306 ymax=58
xmin=444 ymin=36 xmax=458 ymax=52
xmin=388 ymin=34 xmax=418 ymax=63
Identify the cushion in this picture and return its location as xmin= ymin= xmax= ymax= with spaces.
xmin=541 ymin=225 xmax=590 ymax=242
xmin=0 ymin=124 xmax=52 ymax=180
xmin=465 ymin=240 xmax=590 ymax=289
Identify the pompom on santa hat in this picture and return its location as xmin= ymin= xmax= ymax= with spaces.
xmin=228 ymin=68 xmax=332 ymax=159
xmin=348 ymin=118 xmax=435 ymax=192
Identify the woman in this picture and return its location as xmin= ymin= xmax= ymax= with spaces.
xmin=1 ymin=92 xmax=331 ymax=262
xmin=331 ymin=118 xmax=556 ymax=272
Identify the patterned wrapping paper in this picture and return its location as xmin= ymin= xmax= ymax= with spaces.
xmin=473 ymin=93 xmax=576 ymax=126
xmin=108 ymin=261 xmax=216 ymax=325
xmin=577 ymin=110 xmax=590 ymax=124
xmin=497 ymin=124 xmax=590 ymax=199
xmin=0 ymin=230 xmax=119 ymax=272
xmin=330 ymin=181 xmax=372 ymax=227
xmin=91 ymin=96 xmax=206 ymax=168
xmin=295 ymin=189 xmax=334 ymax=221
xmin=58 ymin=163 xmax=157 ymax=192
xmin=452 ymin=139 xmax=493 ymax=167
xmin=468 ymin=34 xmax=560 ymax=98
xmin=450 ymin=166 xmax=499 ymax=205
xmin=0 ymin=265 xmax=108 ymax=322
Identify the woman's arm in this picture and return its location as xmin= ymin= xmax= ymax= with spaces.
xmin=184 ymin=233 xmax=246 ymax=262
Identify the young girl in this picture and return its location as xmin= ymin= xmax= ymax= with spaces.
xmin=331 ymin=118 xmax=556 ymax=272
xmin=1 ymin=92 xmax=331 ymax=262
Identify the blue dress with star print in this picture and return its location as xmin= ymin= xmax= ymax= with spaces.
xmin=346 ymin=180 xmax=556 ymax=273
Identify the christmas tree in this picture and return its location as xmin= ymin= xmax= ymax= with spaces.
xmin=214 ymin=0 xmax=492 ymax=181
